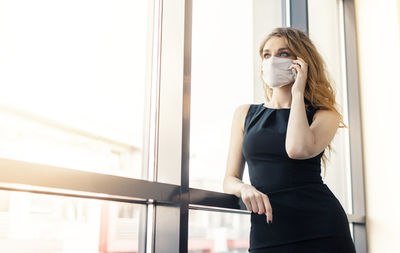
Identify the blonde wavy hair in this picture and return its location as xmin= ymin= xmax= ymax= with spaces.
xmin=258 ymin=27 xmax=348 ymax=178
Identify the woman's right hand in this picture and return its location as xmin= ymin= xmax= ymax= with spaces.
xmin=240 ymin=183 xmax=273 ymax=223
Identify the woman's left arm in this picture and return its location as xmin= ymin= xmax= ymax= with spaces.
xmin=285 ymin=56 xmax=340 ymax=160
xmin=285 ymin=92 xmax=340 ymax=160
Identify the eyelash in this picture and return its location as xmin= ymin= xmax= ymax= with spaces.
xmin=263 ymin=52 xmax=290 ymax=58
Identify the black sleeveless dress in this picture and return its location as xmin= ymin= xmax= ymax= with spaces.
xmin=242 ymin=103 xmax=356 ymax=253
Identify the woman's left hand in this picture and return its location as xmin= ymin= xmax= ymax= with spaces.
xmin=289 ymin=56 xmax=308 ymax=95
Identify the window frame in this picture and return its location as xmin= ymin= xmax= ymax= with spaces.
xmin=0 ymin=0 xmax=367 ymax=252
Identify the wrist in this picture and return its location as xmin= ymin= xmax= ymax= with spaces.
xmin=291 ymin=91 xmax=304 ymax=98
xmin=238 ymin=183 xmax=247 ymax=196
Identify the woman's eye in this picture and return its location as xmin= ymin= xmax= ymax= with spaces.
xmin=263 ymin=52 xmax=290 ymax=58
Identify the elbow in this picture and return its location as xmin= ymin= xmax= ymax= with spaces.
xmin=286 ymin=146 xmax=308 ymax=159
xmin=287 ymin=149 xmax=300 ymax=159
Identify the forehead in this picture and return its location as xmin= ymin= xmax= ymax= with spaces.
xmin=263 ymin=36 xmax=288 ymax=51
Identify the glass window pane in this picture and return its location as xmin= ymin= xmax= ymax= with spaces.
xmin=190 ymin=0 xmax=283 ymax=192
xmin=0 ymin=0 xmax=150 ymax=179
xmin=0 ymin=190 xmax=145 ymax=253
xmin=308 ymin=0 xmax=353 ymax=214
xmin=189 ymin=209 xmax=250 ymax=253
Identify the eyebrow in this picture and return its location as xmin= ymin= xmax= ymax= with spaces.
xmin=262 ymin=47 xmax=290 ymax=53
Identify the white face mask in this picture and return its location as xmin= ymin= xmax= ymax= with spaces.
xmin=262 ymin=56 xmax=297 ymax=88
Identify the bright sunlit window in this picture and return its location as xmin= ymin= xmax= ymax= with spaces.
xmin=0 ymin=0 xmax=150 ymax=178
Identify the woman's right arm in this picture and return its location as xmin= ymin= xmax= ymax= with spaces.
xmin=222 ymin=104 xmax=273 ymax=223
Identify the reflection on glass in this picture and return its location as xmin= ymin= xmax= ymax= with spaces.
xmin=0 ymin=0 xmax=150 ymax=179
xmin=0 ymin=190 xmax=144 ymax=253
xmin=190 ymin=0 xmax=282 ymax=192
xmin=189 ymin=209 xmax=250 ymax=253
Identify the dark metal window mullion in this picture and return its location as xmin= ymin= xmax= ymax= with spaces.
xmin=180 ymin=0 xmax=193 ymax=253
xmin=290 ymin=0 xmax=309 ymax=34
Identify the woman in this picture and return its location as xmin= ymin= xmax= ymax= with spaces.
xmin=223 ymin=27 xmax=356 ymax=252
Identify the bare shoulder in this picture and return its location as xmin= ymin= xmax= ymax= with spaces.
xmin=235 ymin=103 xmax=252 ymax=114
xmin=312 ymin=108 xmax=341 ymax=126
xmin=232 ymin=104 xmax=252 ymax=133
